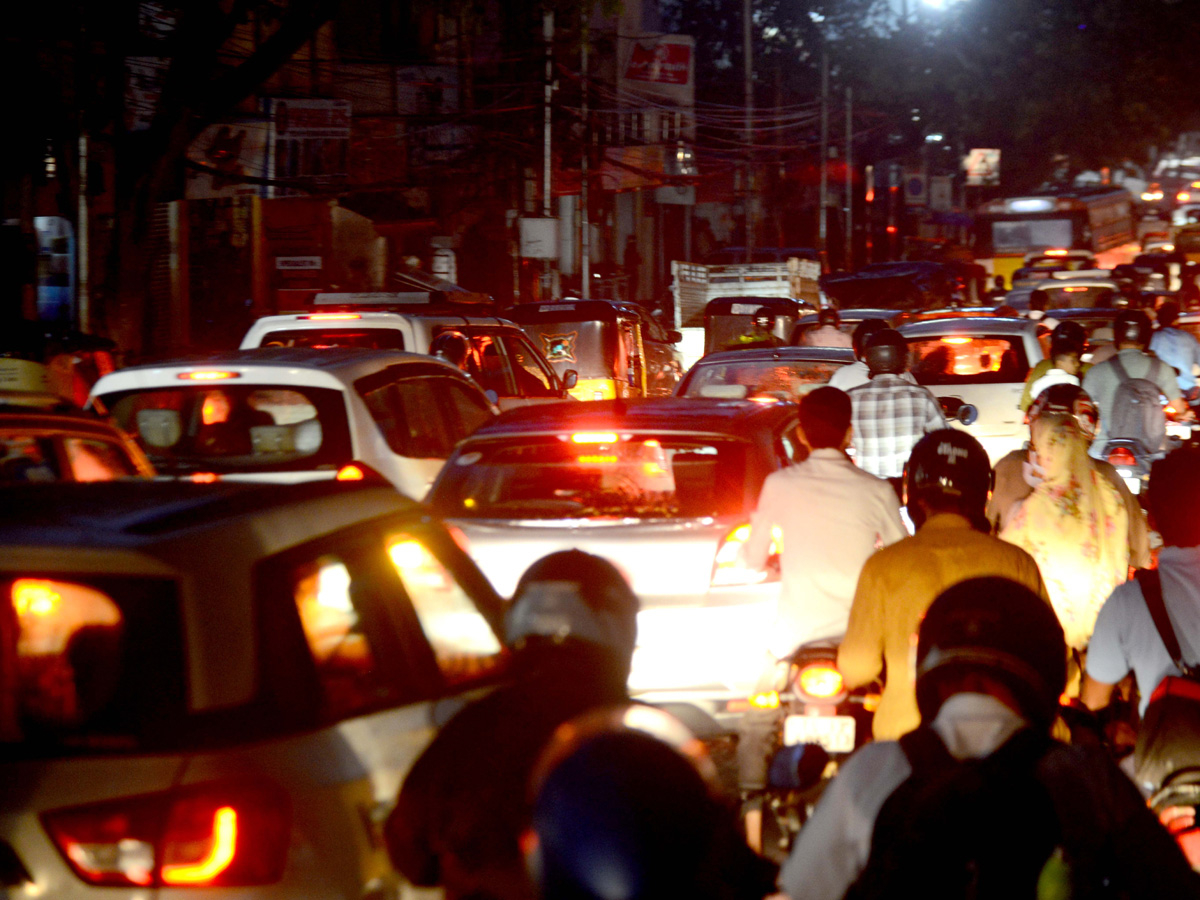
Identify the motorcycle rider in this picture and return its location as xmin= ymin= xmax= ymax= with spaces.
xmin=847 ymin=328 xmax=947 ymax=491
xmin=1082 ymin=308 xmax=1190 ymax=458
xmin=988 ymin=383 xmax=1150 ymax=567
xmin=781 ymin=577 xmax=1200 ymax=900
xmin=384 ymin=550 xmax=638 ymax=900
xmin=838 ymin=429 xmax=1048 ymax=741
xmin=525 ymin=704 xmax=778 ymax=900
xmin=802 ymin=307 xmax=854 ymax=349
xmin=737 ymin=385 xmax=907 ymax=850
xmin=1150 ymin=299 xmax=1200 ymax=405
xmin=1018 ymin=320 xmax=1089 ymax=412
xmin=728 ymin=308 xmax=786 ymax=350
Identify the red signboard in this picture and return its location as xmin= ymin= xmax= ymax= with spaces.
xmin=624 ymin=42 xmax=691 ymax=85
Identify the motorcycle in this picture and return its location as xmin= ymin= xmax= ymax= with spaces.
xmin=755 ymin=639 xmax=878 ymax=855
xmin=1103 ymin=397 xmax=1193 ymax=503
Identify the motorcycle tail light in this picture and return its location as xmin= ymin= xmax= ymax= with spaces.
xmin=797 ymin=663 xmax=844 ymax=700
xmin=1107 ymin=447 xmax=1137 ymax=467
xmin=42 ymin=781 xmax=290 ymax=887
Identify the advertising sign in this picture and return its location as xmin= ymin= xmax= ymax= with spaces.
xmin=964 ymin=148 xmax=1001 ymax=186
xmin=267 ymin=98 xmax=351 ymax=197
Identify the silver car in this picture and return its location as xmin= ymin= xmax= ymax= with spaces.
xmin=426 ymin=398 xmax=805 ymax=723
xmin=0 ymin=480 xmax=506 ymax=899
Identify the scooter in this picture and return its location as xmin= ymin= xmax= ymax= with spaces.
xmin=755 ymin=640 xmax=878 ymax=854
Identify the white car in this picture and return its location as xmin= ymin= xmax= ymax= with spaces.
xmin=0 ymin=478 xmax=506 ymax=900
xmin=897 ymin=316 xmax=1044 ymax=463
xmin=239 ymin=310 xmax=573 ymax=411
xmin=90 ymin=348 xmax=497 ymax=500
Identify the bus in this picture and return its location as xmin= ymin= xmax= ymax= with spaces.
xmin=973 ymin=185 xmax=1136 ymax=287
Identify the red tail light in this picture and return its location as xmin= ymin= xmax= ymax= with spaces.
xmin=42 ymin=781 xmax=290 ymax=887
xmin=336 ymin=462 xmax=384 ymax=483
xmin=1107 ymin=447 xmax=1137 ymax=467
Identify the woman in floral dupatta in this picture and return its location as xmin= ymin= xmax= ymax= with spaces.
xmin=1000 ymin=411 xmax=1130 ymax=653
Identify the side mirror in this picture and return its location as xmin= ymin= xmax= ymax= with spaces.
xmin=667 ymin=330 xmax=683 ymax=343
xmin=957 ymin=403 xmax=979 ymax=426
xmin=561 ymin=369 xmax=579 ymax=390
xmin=484 ymin=389 xmax=499 ymax=406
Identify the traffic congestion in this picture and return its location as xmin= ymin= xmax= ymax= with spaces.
xmin=8 ymin=0 xmax=1200 ymax=897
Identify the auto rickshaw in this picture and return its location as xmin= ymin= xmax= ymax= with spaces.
xmin=702 ymin=296 xmax=814 ymax=355
xmin=507 ymin=299 xmax=683 ymax=400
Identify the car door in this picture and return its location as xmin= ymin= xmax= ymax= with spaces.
xmin=491 ymin=332 xmax=564 ymax=409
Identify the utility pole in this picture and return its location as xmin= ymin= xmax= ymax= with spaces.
xmin=581 ymin=19 xmax=590 ymax=300
xmin=542 ymin=10 xmax=554 ymax=302
xmin=818 ymin=49 xmax=828 ymax=261
xmin=743 ymin=0 xmax=754 ymax=262
xmin=845 ymin=87 xmax=853 ymax=270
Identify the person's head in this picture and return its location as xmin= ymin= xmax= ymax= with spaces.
xmin=752 ymin=307 xmax=774 ymax=331
xmin=1048 ymin=320 xmax=1086 ymax=361
xmin=1029 ymin=289 xmax=1049 ymax=313
xmin=904 ymin=428 xmax=991 ymax=529
xmin=993 ymin=274 xmax=1006 ymax=291
xmin=506 ymin=551 xmax=639 ymax=684
xmin=915 ymin=577 xmax=1067 ymax=728
xmin=1028 ymin=382 xmax=1099 ymax=442
xmin=526 ymin=704 xmax=767 ymax=900
xmin=1157 ymin=299 xmax=1181 ymax=328
xmin=817 ymin=306 xmax=840 ymax=329
xmin=850 ymin=318 xmax=889 ymax=360
xmin=1114 ymin=309 xmax=1153 ymax=349
xmin=1147 ymin=447 xmax=1200 ymax=547
xmin=863 ymin=328 xmax=909 ymax=376
xmin=798 ymin=386 xmax=852 ymax=450
xmin=430 ymin=331 xmax=474 ymax=371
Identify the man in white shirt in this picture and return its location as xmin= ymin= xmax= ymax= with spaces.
xmin=737 ymin=385 xmax=907 ymax=849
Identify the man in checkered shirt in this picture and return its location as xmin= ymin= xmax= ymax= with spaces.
xmin=848 ymin=328 xmax=947 ymax=484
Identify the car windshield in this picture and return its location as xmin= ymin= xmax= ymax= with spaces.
xmin=0 ymin=574 xmax=186 ymax=757
xmin=908 ymin=335 xmax=1029 ymax=385
xmin=102 ymin=385 xmax=352 ymax=475
xmin=681 ymin=357 xmax=843 ymax=401
xmin=0 ymin=433 xmax=142 ymax=483
xmin=431 ymin=435 xmax=748 ymax=520
xmin=257 ymin=328 xmax=406 ymax=350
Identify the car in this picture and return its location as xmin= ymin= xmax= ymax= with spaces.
xmin=897 ymin=316 xmax=1044 ymax=463
xmin=0 ymin=478 xmax=506 ymax=900
xmin=0 ymin=407 xmax=155 ymax=482
xmin=239 ymin=309 xmax=573 ymax=411
xmin=1003 ymin=271 xmax=1121 ymax=311
xmin=89 ymin=348 xmax=497 ymax=500
xmin=675 ymin=346 xmax=855 ymax=402
xmin=425 ymin=398 xmax=806 ymax=724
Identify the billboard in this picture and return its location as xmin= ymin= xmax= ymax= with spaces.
xmin=964 ymin=148 xmax=1000 ymax=186
xmin=266 ymin=98 xmax=352 ymax=197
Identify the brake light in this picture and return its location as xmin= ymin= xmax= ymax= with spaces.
xmin=190 ymin=472 xmax=219 ymax=483
xmin=42 ymin=781 xmax=289 ymax=887
xmin=1180 ymin=192 xmax=1192 ymax=203
xmin=1108 ymin=447 xmax=1137 ymax=466
xmin=299 ymin=313 xmax=362 ymax=320
xmin=1044 ymin=249 xmax=1068 ymax=256
xmin=798 ymin=663 xmax=844 ymax=699
xmin=572 ymin=432 xmax=618 ymax=444
xmin=336 ymin=464 xmax=366 ymax=481
xmin=941 ymin=337 xmax=972 ymax=344
xmin=1063 ymin=286 xmax=1088 ymax=293
xmin=578 ymin=454 xmax=618 ymax=464
xmin=176 ymin=371 xmax=239 ymax=381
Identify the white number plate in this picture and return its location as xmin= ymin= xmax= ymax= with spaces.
xmin=784 ymin=714 xmax=856 ymax=754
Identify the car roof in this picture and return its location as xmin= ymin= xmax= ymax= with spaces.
xmin=459 ymin=398 xmax=797 ymax=441
xmin=796 ymin=308 xmax=896 ymax=324
xmin=0 ymin=480 xmax=416 ymax=553
xmin=249 ymin=311 xmax=517 ymax=329
xmin=693 ymin=346 xmax=855 ymax=365
xmin=93 ymin=347 xmax=469 ymax=392
xmin=897 ymin=316 xmax=1037 ymax=337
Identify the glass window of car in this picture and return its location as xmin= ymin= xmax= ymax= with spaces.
xmin=1042 ymin=285 xmax=1116 ymax=309
xmin=431 ymin=435 xmax=749 ymax=520
xmin=907 ymin=335 xmax=1029 ymax=385
xmin=682 ymin=358 xmax=845 ymax=401
xmin=499 ymin=335 xmax=558 ymax=396
xmin=0 ymin=436 xmax=59 ymax=482
xmin=361 ymin=376 xmax=455 ymax=459
xmin=105 ymin=385 xmax=350 ymax=474
xmin=384 ymin=532 xmax=504 ymax=686
xmin=258 ymin=328 xmax=405 ymax=350
xmin=291 ymin=554 xmax=396 ymax=721
xmin=63 ymin=438 xmax=140 ymax=481
xmin=445 ymin=380 xmax=494 ymax=440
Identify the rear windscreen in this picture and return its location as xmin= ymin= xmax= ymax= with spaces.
xmin=990 ymin=219 xmax=1073 ymax=253
xmin=431 ymin=435 xmax=748 ymax=520
xmin=1041 ymin=285 xmax=1115 ymax=309
xmin=908 ymin=335 xmax=1029 ymax=385
xmin=681 ymin=358 xmax=844 ymax=401
xmin=102 ymin=385 xmax=352 ymax=475
xmin=0 ymin=575 xmax=185 ymax=757
xmin=257 ymin=329 xmax=405 ymax=350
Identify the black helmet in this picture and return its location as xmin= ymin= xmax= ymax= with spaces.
xmin=1048 ymin=320 xmax=1086 ymax=358
xmin=851 ymin=318 xmax=889 ymax=359
xmin=506 ymin=550 xmax=638 ymax=660
xmin=1114 ymin=309 xmax=1152 ymax=347
xmin=817 ymin=306 xmax=840 ymax=328
xmin=752 ymin=307 xmax=774 ymax=329
xmin=430 ymin=330 xmax=473 ymax=369
xmin=916 ymin=577 xmax=1067 ymax=726
xmin=527 ymin=704 xmax=772 ymax=900
xmin=1028 ymin=383 xmax=1098 ymax=440
xmin=904 ymin=428 xmax=991 ymax=526
xmin=863 ymin=328 xmax=909 ymax=376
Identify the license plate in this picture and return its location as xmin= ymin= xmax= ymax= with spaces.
xmin=784 ymin=714 xmax=856 ymax=754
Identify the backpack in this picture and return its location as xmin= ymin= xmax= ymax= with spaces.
xmin=1106 ymin=355 xmax=1168 ymax=454
xmin=844 ymin=726 xmax=1070 ymax=900
xmin=1131 ymin=568 xmax=1200 ymax=794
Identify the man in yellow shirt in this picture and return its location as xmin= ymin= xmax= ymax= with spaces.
xmin=838 ymin=429 xmax=1050 ymax=740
